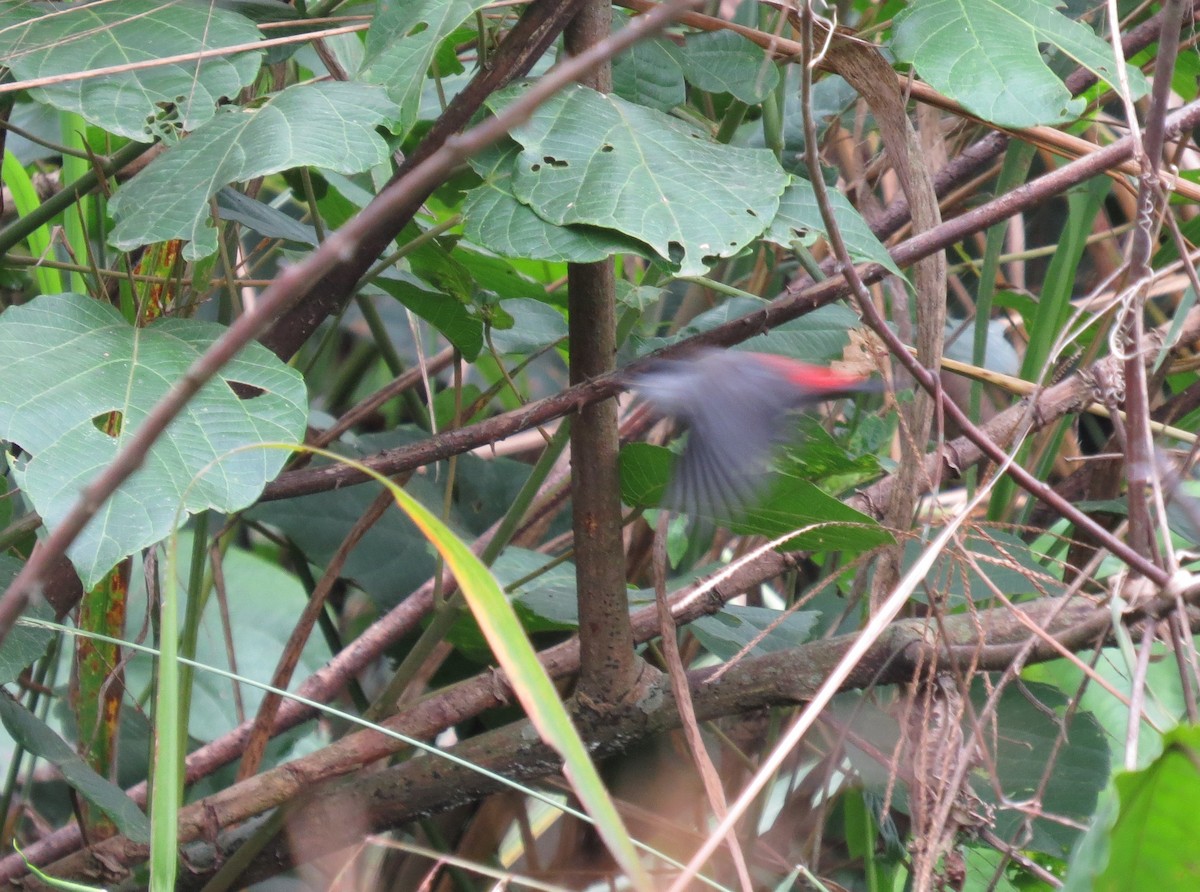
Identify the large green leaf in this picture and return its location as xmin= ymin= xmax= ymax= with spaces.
xmin=1066 ymin=726 xmax=1200 ymax=891
xmin=109 ymin=82 xmax=398 ymax=259
xmin=488 ymin=298 xmax=567 ymax=354
xmin=611 ymin=33 xmax=686 ymax=111
xmin=360 ymin=0 xmax=491 ymax=139
xmin=898 ymin=528 xmax=1060 ymax=607
xmin=976 ymin=682 xmax=1109 ymax=857
xmin=495 ymin=83 xmax=789 ymax=276
xmin=844 ymin=681 xmax=1107 ymax=859
xmin=620 ymin=440 xmax=888 ymax=552
xmin=681 ymin=30 xmax=780 ymax=104
xmin=0 ymin=293 xmax=308 ymax=587
xmin=373 ymin=270 xmax=485 ymax=360
xmin=0 ymin=0 xmax=262 ymax=141
xmin=463 ymin=142 xmax=653 ymax=264
xmin=730 ymin=476 xmax=890 ymax=552
xmin=892 ymin=0 xmax=1147 ymax=128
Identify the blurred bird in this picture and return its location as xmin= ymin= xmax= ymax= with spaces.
xmin=632 ymin=348 xmax=880 ymax=518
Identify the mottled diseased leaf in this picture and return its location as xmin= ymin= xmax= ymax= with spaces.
xmin=0 ymin=0 xmax=261 ymax=140
xmin=109 ymin=82 xmax=398 ymax=259
xmin=893 ymin=0 xmax=1147 ymax=127
xmin=0 ymin=294 xmax=308 ymax=587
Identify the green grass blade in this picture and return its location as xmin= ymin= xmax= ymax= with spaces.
xmin=1 ymin=151 xmax=63 ymax=296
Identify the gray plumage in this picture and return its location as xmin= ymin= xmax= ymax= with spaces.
xmin=632 ymin=348 xmax=875 ymax=518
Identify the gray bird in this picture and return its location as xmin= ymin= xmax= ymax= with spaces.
xmin=632 ymin=348 xmax=879 ymax=518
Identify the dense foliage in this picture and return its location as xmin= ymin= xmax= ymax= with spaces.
xmin=1 ymin=0 xmax=1199 ymax=889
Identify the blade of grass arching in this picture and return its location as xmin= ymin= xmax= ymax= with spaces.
xmin=98 ymin=441 xmax=658 ymax=890
xmin=13 ymin=843 xmax=105 ymax=891
xmin=989 ymin=174 xmax=1111 ymax=520
xmin=58 ymin=113 xmax=92 ymax=296
xmin=363 ymin=420 xmax=571 ymax=723
xmin=1 ymin=151 xmax=62 ymax=296
xmin=332 ymin=453 xmax=653 ymax=891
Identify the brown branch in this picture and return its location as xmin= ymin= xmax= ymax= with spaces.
xmin=235 ymin=487 xmax=397 ymax=781
xmin=0 ymin=0 xmax=704 ymax=646
xmin=811 ymin=10 xmax=947 ymax=606
xmin=32 ymin=571 xmax=1200 ymax=888
xmin=564 ymin=1 xmax=643 ymax=710
xmin=1119 ymin=0 xmax=1188 ymax=564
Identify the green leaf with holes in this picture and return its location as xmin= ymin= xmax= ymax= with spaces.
xmin=464 ymin=141 xmax=653 ymax=263
xmin=109 ymin=82 xmax=398 ymax=259
xmin=360 ymin=0 xmax=491 ymax=139
xmin=492 ymin=83 xmax=789 ymax=276
xmin=764 ymin=177 xmax=903 ymax=277
xmin=0 ymin=0 xmax=262 ymax=141
xmin=0 ymin=293 xmax=308 ymax=588
xmin=893 ymin=0 xmax=1147 ymax=128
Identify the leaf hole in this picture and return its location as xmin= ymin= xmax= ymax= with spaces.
xmin=93 ymin=411 xmax=123 ymax=437
xmin=407 ymin=22 xmax=428 ymax=37
xmin=228 ymin=381 xmax=266 ymax=400
xmin=530 ymin=163 xmax=541 ymax=172
xmin=667 ymin=241 xmax=684 ymax=264
xmin=600 ymin=143 xmax=614 ymax=153
xmin=746 ymin=208 xmax=757 ymax=217
xmin=542 ymin=155 xmax=569 ymax=168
